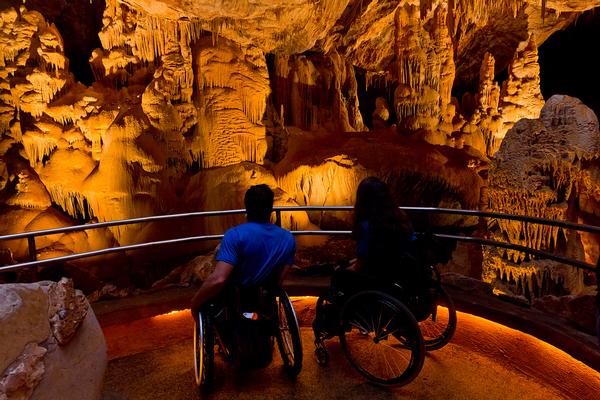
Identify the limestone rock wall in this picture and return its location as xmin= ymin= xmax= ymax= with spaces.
xmin=270 ymin=51 xmax=365 ymax=133
xmin=275 ymin=129 xmax=484 ymax=229
xmin=486 ymin=95 xmax=600 ymax=300
xmin=192 ymin=38 xmax=270 ymax=168
xmin=0 ymin=278 xmax=107 ymax=400
xmin=498 ymin=37 xmax=546 ymax=139
xmin=0 ymin=0 xmax=599 ymax=294
xmin=393 ymin=1 xmax=454 ymax=133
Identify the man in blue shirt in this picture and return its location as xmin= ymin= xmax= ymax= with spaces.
xmin=190 ymin=184 xmax=296 ymax=315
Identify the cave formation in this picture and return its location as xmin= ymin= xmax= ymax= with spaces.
xmin=0 ymin=0 xmax=599 ymax=313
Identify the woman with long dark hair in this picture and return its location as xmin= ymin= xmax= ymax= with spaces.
xmin=313 ymin=176 xmax=417 ymax=337
xmin=348 ymin=176 xmax=415 ymax=278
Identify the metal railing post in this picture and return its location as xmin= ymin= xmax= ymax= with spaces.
xmin=275 ymin=210 xmax=282 ymax=227
xmin=27 ymin=236 xmax=38 ymax=280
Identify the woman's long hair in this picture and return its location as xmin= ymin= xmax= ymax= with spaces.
xmin=353 ymin=176 xmax=413 ymax=263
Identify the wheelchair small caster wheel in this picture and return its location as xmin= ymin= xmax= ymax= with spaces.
xmin=315 ymin=347 xmax=329 ymax=366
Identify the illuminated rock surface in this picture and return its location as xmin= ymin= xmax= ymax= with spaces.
xmin=0 ymin=0 xmax=598 ymax=305
xmin=486 ymin=95 xmax=600 ymax=304
xmin=0 ymin=279 xmax=106 ymax=400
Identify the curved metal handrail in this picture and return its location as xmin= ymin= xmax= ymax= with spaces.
xmin=402 ymin=207 xmax=600 ymax=235
xmin=0 ymin=230 xmax=354 ymax=273
xmin=434 ymin=234 xmax=596 ymax=272
xmin=0 ymin=209 xmax=247 ymax=241
xmin=2 ymin=206 xmax=600 ymax=242
xmin=0 ymin=206 xmax=597 ymax=273
xmin=0 ymin=234 xmax=225 ymax=273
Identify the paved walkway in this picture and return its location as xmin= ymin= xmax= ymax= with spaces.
xmin=93 ymin=272 xmax=600 ymax=372
xmin=100 ymin=307 xmax=600 ymax=400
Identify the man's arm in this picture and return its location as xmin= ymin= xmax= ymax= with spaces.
xmin=190 ymin=261 xmax=235 ymax=317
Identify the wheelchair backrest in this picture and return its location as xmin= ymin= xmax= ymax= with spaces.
xmin=233 ymin=284 xmax=277 ymax=317
xmin=229 ymin=284 xmax=277 ymax=369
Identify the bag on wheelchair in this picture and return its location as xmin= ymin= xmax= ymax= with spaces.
xmin=230 ymin=286 xmax=276 ymax=369
xmin=232 ymin=312 xmax=274 ymax=369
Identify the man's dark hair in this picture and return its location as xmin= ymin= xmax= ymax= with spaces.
xmin=244 ymin=184 xmax=274 ymax=223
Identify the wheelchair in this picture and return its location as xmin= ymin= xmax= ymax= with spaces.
xmin=312 ymin=262 xmax=457 ymax=386
xmin=193 ymin=284 xmax=302 ymax=393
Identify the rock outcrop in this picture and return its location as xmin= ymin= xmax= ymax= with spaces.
xmin=486 ymin=95 xmax=600 ymax=300
xmin=270 ymin=51 xmax=365 ymax=133
xmin=498 ymin=36 xmax=546 ymax=140
xmin=0 ymin=279 xmax=106 ymax=400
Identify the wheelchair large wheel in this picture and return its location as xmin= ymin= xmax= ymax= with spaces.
xmin=420 ymin=287 xmax=457 ymax=351
xmin=340 ymin=290 xmax=424 ymax=386
xmin=194 ymin=310 xmax=214 ymax=393
xmin=275 ymin=289 xmax=303 ymax=377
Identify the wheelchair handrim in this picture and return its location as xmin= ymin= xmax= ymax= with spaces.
xmin=275 ymin=290 xmax=303 ymax=376
xmin=421 ymin=287 xmax=457 ymax=351
xmin=194 ymin=312 xmax=203 ymax=385
xmin=277 ymin=297 xmax=295 ymax=363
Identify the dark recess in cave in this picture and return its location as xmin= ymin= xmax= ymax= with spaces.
xmin=450 ymin=10 xmax=528 ymax=105
xmin=354 ymin=68 xmax=398 ymax=130
xmin=539 ymin=8 xmax=600 ymax=118
xmin=7 ymin=0 xmax=106 ymax=85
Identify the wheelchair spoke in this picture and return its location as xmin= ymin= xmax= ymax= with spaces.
xmin=420 ymin=305 xmax=449 ymax=340
xmin=380 ymin=346 xmax=396 ymax=377
xmin=376 ymin=306 xmax=384 ymax=337
xmin=349 ymin=321 xmax=371 ymax=333
xmin=385 ymin=344 xmax=405 ymax=377
xmin=380 ymin=341 xmax=412 ymax=363
xmin=370 ymin=311 xmax=377 ymax=337
xmin=350 ymin=307 xmax=373 ymax=332
xmin=379 ymin=312 xmax=403 ymax=339
xmin=345 ymin=326 xmax=413 ymax=381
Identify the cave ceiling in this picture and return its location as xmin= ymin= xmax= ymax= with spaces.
xmin=113 ymin=0 xmax=596 ymax=79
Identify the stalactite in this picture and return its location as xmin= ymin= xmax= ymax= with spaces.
xmin=490 ymin=254 xmax=586 ymax=299
xmin=26 ymin=72 xmax=66 ymax=104
xmin=46 ymin=186 xmax=94 ymax=220
xmin=21 ymin=133 xmax=56 ymax=167
xmin=541 ymin=0 xmax=547 ymax=21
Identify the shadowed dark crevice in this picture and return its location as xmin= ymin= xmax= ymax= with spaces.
xmin=539 ymin=8 xmax=600 ymax=118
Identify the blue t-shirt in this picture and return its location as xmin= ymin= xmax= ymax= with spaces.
xmin=216 ymin=222 xmax=296 ymax=287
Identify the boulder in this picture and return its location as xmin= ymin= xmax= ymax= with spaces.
xmin=0 ymin=279 xmax=106 ymax=400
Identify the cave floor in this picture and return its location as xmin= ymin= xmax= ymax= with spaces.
xmin=100 ymin=311 xmax=600 ymax=400
xmin=94 ymin=263 xmax=600 ymax=400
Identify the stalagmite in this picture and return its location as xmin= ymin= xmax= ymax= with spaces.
xmin=498 ymin=36 xmax=546 ymax=136
xmin=191 ymin=37 xmax=270 ymax=168
xmin=467 ymin=52 xmax=504 ymax=157
xmin=393 ymin=2 xmax=452 ymax=135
